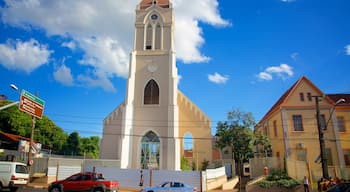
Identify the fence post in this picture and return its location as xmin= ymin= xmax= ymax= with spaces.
xmin=150 ymin=169 xmax=153 ymax=187
xmin=56 ymin=161 xmax=59 ymax=181
xmin=307 ymin=161 xmax=313 ymax=190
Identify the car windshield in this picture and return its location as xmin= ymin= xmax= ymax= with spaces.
xmin=15 ymin=165 xmax=28 ymax=174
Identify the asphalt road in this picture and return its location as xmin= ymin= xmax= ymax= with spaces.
xmin=17 ymin=186 xmax=46 ymax=192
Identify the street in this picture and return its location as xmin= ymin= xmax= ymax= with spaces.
xmin=17 ymin=186 xmax=46 ymax=192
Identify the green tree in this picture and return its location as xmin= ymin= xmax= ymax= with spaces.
xmin=254 ymin=130 xmax=272 ymax=158
xmin=181 ymin=156 xmax=191 ymax=171
xmin=63 ymin=131 xmax=80 ymax=156
xmin=215 ymin=109 xmax=255 ymax=177
xmin=1 ymin=101 xmax=100 ymax=157
xmin=80 ymin=136 xmax=100 ymax=159
xmin=35 ymin=116 xmax=68 ymax=153
xmin=0 ymin=100 xmax=32 ymax=136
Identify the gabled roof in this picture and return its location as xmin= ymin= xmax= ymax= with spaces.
xmin=0 ymin=131 xmax=30 ymax=142
xmin=140 ymin=0 xmax=170 ymax=10
xmin=258 ymin=76 xmax=333 ymax=123
xmin=327 ymin=94 xmax=350 ymax=106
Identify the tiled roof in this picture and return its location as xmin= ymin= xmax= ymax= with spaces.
xmin=140 ymin=0 xmax=170 ymax=10
xmin=327 ymin=94 xmax=350 ymax=106
xmin=258 ymin=76 xmax=332 ymax=124
xmin=0 ymin=132 xmax=30 ymax=142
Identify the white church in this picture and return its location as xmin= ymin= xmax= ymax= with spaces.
xmin=99 ymin=0 xmax=213 ymax=170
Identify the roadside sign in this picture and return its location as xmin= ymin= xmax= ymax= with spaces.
xmin=19 ymin=90 xmax=45 ymax=119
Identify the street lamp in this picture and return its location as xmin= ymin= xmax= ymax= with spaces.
xmin=10 ymin=84 xmax=19 ymax=92
xmin=0 ymin=84 xmax=20 ymax=111
xmin=314 ymin=96 xmax=345 ymax=179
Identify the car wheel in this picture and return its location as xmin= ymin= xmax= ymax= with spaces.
xmin=9 ymin=187 xmax=18 ymax=192
xmin=93 ymin=187 xmax=105 ymax=192
xmin=50 ymin=187 xmax=61 ymax=192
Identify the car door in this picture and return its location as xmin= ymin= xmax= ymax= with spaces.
xmin=63 ymin=174 xmax=83 ymax=191
xmin=79 ymin=174 xmax=93 ymax=191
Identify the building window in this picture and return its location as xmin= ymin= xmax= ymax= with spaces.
xmin=337 ymin=116 xmax=346 ymax=132
xmin=307 ymin=92 xmax=312 ymax=101
xmin=155 ymin=24 xmax=162 ymax=49
xmin=144 ymin=79 xmax=159 ymax=105
xmin=299 ymin=93 xmax=305 ymax=101
xmin=293 ymin=115 xmax=304 ymax=131
xmin=273 ymin=120 xmax=278 ymax=137
xmin=264 ymin=126 xmax=268 ymax=135
xmin=320 ymin=114 xmax=326 ymax=130
xmin=344 ymin=150 xmax=350 ymax=166
xmin=326 ymin=148 xmax=333 ymax=166
xmin=146 ymin=24 xmax=153 ymax=50
xmin=276 ymin=152 xmax=280 ymax=158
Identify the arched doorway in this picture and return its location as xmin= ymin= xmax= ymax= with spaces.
xmin=140 ymin=131 xmax=160 ymax=169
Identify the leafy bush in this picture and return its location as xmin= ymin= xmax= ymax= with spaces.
xmin=258 ymin=169 xmax=300 ymax=189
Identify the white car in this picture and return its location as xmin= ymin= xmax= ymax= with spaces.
xmin=141 ymin=181 xmax=197 ymax=192
xmin=0 ymin=161 xmax=29 ymax=191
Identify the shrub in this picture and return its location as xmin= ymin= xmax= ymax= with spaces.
xmin=258 ymin=169 xmax=300 ymax=189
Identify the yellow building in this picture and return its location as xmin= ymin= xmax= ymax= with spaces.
xmin=99 ymin=0 xmax=212 ymax=170
xmin=255 ymin=76 xmax=350 ymax=177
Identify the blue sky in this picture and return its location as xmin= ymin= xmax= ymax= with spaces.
xmin=0 ymin=0 xmax=349 ymax=137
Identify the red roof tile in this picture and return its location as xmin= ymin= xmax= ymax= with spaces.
xmin=140 ymin=0 xmax=170 ymax=10
xmin=258 ymin=76 xmax=333 ymax=124
xmin=326 ymin=94 xmax=350 ymax=106
xmin=0 ymin=132 xmax=30 ymax=142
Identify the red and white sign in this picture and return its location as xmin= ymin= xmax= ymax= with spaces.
xmin=19 ymin=90 xmax=45 ymax=119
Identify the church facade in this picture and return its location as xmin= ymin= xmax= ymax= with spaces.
xmin=99 ymin=0 xmax=213 ymax=170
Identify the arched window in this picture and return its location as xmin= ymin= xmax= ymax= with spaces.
xmin=155 ymin=23 xmax=162 ymax=50
xmin=144 ymin=13 xmax=163 ymax=50
xmin=141 ymin=131 xmax=160 ymax=169
xmin=184 ymin=133 xmax=193 ymax=150
xmin=146 ymin=24 xmax=153 ymax=50
xmin=144 ymin=79 xmax=159 ymax=105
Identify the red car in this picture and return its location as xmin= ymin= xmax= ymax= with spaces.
xmin=48 ymin=172 xmax=119 ymax=192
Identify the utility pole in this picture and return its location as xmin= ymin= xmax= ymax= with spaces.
xmin=28 ymin=115 xmax=35 ymax=168
xmin=313 ymin=95 xmax=329 ymax=179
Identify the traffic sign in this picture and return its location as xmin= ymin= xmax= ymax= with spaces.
xmin=19 ymin=90 xmax=45 ymax=119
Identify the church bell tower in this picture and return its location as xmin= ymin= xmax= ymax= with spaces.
xmin=120 ymin=0 xmax=180 ymax=170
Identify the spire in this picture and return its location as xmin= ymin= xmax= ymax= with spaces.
xmin=139 ymin=0 xmax=170 ymax=10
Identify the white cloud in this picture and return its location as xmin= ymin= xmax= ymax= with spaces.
xmin=346 ymin=45 xmax=350 ymax=55
xmin=0 ymin=39 xmax=51 ymax=73
xmin=1 ymin=0 xmax=228 ymax=90
xmin=257 ymin=64 xmax=294 ymax=81
xmin=78 ymin=36 xmax=129 ymax=78
xmin=258 ymin=72 xmax=273 ymax=81
xmin=77 ymin=69 xmax=116 ymax=92
xmin=173 ymin=0 xmax=230 ymax=63
xmin=54 ymin=64 xmax=74 ymax=86
xmin=281 ymin=0 xmax=296 ymax=3
xmin=208 ymin=72 xmax=229 ymax=84
xmin=62 ymin=41 xmax=76 ymax=50
xmin=290 ymin=52 xmax=299 ymax=61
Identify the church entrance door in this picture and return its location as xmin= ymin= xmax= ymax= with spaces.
xmin=141 ymin=131 xmax=160 ymax=169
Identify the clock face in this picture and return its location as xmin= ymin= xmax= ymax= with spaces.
xmin=151 ymin=14 xmax=158 ymax=20
xmin=147 ymin=64 xmax=158 ymax=72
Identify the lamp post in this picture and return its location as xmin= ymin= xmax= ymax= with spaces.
xmin=313 ymin=96 xmax=345 ymax=179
